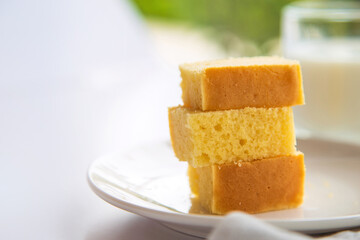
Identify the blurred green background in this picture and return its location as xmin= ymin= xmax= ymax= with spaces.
xmin=132 ymin=0 xmax=295 ymax=46
xmin=130 ymin=0 xmax=300 ymax=57
xmin=129 ymin=0 xmax=358 ymax=64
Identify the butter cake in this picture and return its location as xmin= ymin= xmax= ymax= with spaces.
xmin=188 ymin=153 xmax=305 ymax=214
xmin=168 ymin=106 xmax=296 ymax=167
xmin=180 ymin=57 xmax=304 ymax=111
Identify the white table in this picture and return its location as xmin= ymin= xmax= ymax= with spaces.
xmin=0 ymin=0 xmax=197 ymax=239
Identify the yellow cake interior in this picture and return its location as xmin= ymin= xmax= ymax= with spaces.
xmin=169 ymin=106 xmax=296 ymax=167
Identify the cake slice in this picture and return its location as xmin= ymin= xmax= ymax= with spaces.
xmin=188 ymin=153 xmax=305 ymax=214
xmin=180 ymin=56 xmax=304 ymax=111
xmin=168 ymin=106 xmax=296 ymax=167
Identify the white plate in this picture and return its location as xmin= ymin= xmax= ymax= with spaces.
xmin=88 ymin=138 xmax=360 ymax=238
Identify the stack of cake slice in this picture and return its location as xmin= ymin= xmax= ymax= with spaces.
xmin=168 ymin=57 xmax=305 ymax=214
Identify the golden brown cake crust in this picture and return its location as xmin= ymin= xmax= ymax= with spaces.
xmin=187 ymin=165 xmax=199 ymax=196
xmin=192 ymin=153 xmax=305 ymax=214
xmin=180 ymin=57 xmax=304 ymax=111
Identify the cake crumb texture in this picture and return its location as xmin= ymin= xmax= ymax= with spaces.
xmin=168 ymin=106 xmax=296 ymax=167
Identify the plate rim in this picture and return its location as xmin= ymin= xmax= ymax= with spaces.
xmin=87 ymin=166 xmax=222 ymax=227
xmin=87 ymin=139 xmax=360 ymax=233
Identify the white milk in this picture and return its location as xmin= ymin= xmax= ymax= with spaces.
xmin=286 ymin=40 xmax=360 ymax=143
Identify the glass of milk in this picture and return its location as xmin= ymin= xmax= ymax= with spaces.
xmin=282 ymin=1 xmax=360 ymax=144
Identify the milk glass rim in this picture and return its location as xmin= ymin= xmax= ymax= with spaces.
xmin=284 ymin=1 xmax=360 ymax=19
